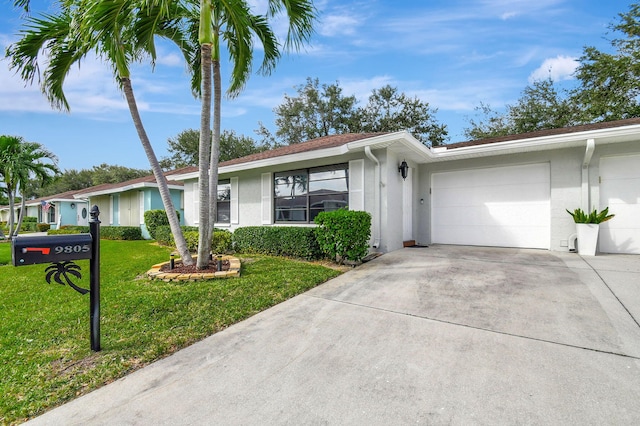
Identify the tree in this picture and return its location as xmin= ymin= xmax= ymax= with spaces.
xmin=0 ymin=135 xmax=59 ymax=239
xmin=188 ymin=0 xmax=315 ymax=269
xmin=271 ymin=77 xmax=359 ymax=145
xmin=570 ymin=3 xmax=640 ymax=122
xmin=35 ymin=164 xmax=151 ymax=197
xmin=262 ymin=79 xmax=448 ymax=146
xmin=464 ymin=79 xmax=575 ymax=140
xmin=159 ymin=129 xmax=268 ymax=170
xmin=356 ymin=85 xmax=448 ymax=146
xmin=7 ymin=0 xmax=196 ymax=264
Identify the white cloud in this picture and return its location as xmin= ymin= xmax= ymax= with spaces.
xmin=528 ymin=55 xmax=579 ymax=83
xmin=318 ymin=14 xmax=361 ymax=36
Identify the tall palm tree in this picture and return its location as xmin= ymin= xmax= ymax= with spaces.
xmin=149 ymin=0 xmax=315 ymax=268
xmin=0 ymin=135 xmax=59 ymax=239
xmin=6 ymin=0 xmax=196 ymax=264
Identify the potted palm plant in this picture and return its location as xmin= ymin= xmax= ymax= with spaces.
xmin=566 ymin=207 xmax=615 ymax=256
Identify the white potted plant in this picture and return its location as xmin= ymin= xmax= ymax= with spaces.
xmin=566 ymin=207 xmax=615 ymax=256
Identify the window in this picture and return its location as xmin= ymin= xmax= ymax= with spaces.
xmin=47 ymin=204 xmax=56 ymax=223
xmin=274 ymin=164 xmax=349 ymax=223
xmin=216 ymin=179 xmax=231 ymax=223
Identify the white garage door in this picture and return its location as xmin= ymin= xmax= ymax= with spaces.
xmin=599 ymin=155 xmax=640 ymax=254
xmin=431 ymin=163 xmax=550 ymax=249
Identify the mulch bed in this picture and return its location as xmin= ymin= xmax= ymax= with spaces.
xmin=159 ymin=259 xmax=230 ymax=274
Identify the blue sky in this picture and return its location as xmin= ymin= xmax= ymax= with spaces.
xmin=0 ymin=0 xmax=629 ymax=171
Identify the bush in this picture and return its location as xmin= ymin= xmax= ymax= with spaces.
xmin=212 ymin=229 xmax=232 ymax=254
xmin=23 ymin=216 xmax=37 ymax=223
xmin=144 ymin=210 xmax=181 ymax=240
xmin=37 ymin=223 xmax=51 ymax=232
xmin=314 ymin=209 xmax=371 ymax=263
xmin=155 ymin=226 xmax=233 ymax=254
xmin=19 ymin=222 xmax=37 ymax=232
xmin=233 ymin=226 xmax=321 ymax=260
xmin=48 ymin=226 xmax=89 ymax=234
xmin=154 ymin=225 xmax=173 ymax=246
xmin=100 ymin=226 xmax=143 ymax=240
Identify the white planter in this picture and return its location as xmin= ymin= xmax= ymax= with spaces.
xmin=576 ymin=223 xmax=599 ymax=256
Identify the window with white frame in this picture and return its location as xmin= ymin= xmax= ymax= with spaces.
xmin=274 ymin=164 xmax=349 ymax=223
xmin=216 ymin=179 xmax=231 ymax=223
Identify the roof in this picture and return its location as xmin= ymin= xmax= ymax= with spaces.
xmin=446 ymin=117 xmax=640 ymax=149
xmin=172 ymin=133 xmax=388 ymax=176
xmin=73 ymin=170 xmax=184 ymax=199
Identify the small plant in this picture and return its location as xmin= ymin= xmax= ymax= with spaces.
xmin=566 ymin=207 xmax=615 ymax=224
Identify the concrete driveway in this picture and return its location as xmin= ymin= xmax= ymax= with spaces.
xmin=28 ymin=245 xmax=640 ymax=425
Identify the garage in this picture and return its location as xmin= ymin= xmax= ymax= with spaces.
xmin=599 ymin=154 xmax=640 ymax=254
xmin=431 ymin=163 xmax=551 ymax=249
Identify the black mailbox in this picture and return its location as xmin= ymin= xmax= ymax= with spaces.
xmin=12 ymin=234 xmax=93 ymax=266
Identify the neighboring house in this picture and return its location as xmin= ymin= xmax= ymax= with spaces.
xmin=172 ymin=118 xmax=640 ymax=255
xmin=0 ymin=190 xmax=89 ymax=229
xmin=74 ymin=172 xmax=185 ymax=239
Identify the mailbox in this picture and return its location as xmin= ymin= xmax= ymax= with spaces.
xmin=12 ymin=234 xmax=93 ymax=266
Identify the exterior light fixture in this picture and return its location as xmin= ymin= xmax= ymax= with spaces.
xmin=398 ymin=160 xmax=409 ymax=180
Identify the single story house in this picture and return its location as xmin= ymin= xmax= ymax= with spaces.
xmin=1 ymin=189 xmax=89 ymax=229
xmin=73 ymin=171 xmax=185 ymax=238
xmin=171 ymin=118 xmax=640 ymax=255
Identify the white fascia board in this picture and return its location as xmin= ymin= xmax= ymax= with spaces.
xmin=73 ymin=182 xmax=183 ymax=198
xmin=430 ymin=124 xmax=640 ymax=161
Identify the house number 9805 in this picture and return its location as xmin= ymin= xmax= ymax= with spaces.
xmin=54 ymin=245 xmax=91 ymax=254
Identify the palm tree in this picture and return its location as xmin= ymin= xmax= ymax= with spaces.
xmin=0 ymin=135 xmax=59 ymax=239
xmin=6 ymin=0 xmax=196 ymax=264
xmin=150 ymin=0 xmax=315 ymax=268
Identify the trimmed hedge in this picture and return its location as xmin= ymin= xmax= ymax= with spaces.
xmin=144 ymin=209 xmax=181 ymax=240
xmin=232 ymin=226 xmax=321 ymax=260
xmin=36 ymin=223 xmax=51 ymax=232
xmin=314 ymin=209 xmax=371 ymax=263
xmin=49 ymin=226 xmax=143 ymax=240
xmin=100 ymin=226 xmax=143 ymax=240
xmin=154 ymin=226 xmax=232 ymax=253
xmin=23 ymin=217 xmax=37 ymax=223
xmin=49 ymin=225 xmax=90 ymax=234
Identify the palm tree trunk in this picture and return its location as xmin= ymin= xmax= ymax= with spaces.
xmin=121 ymin=77 xmax=193 ymax=265
xmin=13 ymin=194 xmax=27 ymax=237
xmin=197 ymin=43 xmax=213 ymax=269
xmin=207 ymin=54 xmax=221 ymax=249
xmin=7 ymin=190 xmax=16 ymax=240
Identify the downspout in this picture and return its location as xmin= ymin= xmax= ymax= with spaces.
xmin=581 ymin=138 xmax=595 ymax=211
xmin=364 ymin=146 xmax=381 ymax=248
xmin=570 ymin=138 xmax=595 ymax=252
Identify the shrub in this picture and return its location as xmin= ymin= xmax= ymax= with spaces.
xmin=233 ymin=226 xmax=321 ymax=260
xmin=154 ymin=226 xmax=232 ymax=254
xmin=212 ymin=229 xmax=232 ymax=254
xmin=19 ymin=222 xmax=37 ymax=232
xmin=49 ymin=226 xmax=89 ymax=234
xmin=144 ymin=210 xmax=181 ymax=240
xmin=23 ymin=216 xmax=37 ymax=223
xmin=36 ymin=223 xmax=51 ymax=232
xmin=154 ymin=225 xmax=173 ymax=246
xmin=184 ymin=230 xmax=199 ymax=251
xmin=314 ymin=209 xmax=371 ymax=263
xmin=100 ymin=226 xmax=143 ymax=240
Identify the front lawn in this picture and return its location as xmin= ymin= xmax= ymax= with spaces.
xmin=0 ymin=240 xmax=341 ymax=424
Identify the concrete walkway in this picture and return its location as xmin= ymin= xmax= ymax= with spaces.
xmin=27 ymin=246 xmax=640 ymax=425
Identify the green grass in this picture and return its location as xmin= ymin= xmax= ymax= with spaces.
xmin=0 ymin=240 xmax=341 ymax=424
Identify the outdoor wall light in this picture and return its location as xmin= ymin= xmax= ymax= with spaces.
xmin=398 ymin=160 xmax=409 ymax=180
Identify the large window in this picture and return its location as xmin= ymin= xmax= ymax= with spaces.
xmin=216 ymin=179 xmax=231 ymax=223
xmin=274 ymin=164 xmax=349 ymax=223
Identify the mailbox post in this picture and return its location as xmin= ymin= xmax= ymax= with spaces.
xmin=11 ymin=205 xmax=102 ymax=352
xmin=89 ymin=205 xmax=101 ymax=351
